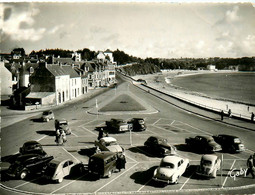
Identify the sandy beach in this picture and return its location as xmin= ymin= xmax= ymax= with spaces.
xmin=132 ymin=70 xmax=255 ymax=120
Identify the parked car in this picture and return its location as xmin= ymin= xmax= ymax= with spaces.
xmin=105 ymin=118 xmax=132 ymax=133
xmin=41 ymin=110 xmax=54 ymax=122
xmin=153 ymin=155 xmax=189 ymax=184
xmin=137 ymin=79 xmax=147 ymax=85
xmin=185 ymin=135 xmax=222 ymax=153
xmin=95 ymin=137 xmax=125 ymax=154
xmin=19 ymin=141 xmax=47 ymax=156
xmin=55 ymin=119 xmax=71 ymax=135
xmin=88 ymin=152 xmax=119 ymax=178
xmin=6 ymin=154 xmax=53 ymax=179
xmin=43 ymin=159 xmax=84 ymax=183
xmin=128 ymin=118 xmax=146 ymax=131
xmin=196 ymin=154 xmax=221 ymax=178
xmin=144 ymin=136 xmax=177 ymax=156
xmin=212 ymin=134 xmax=245 ymax=153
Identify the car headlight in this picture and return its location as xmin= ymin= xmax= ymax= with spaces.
xmin=153 ymin=169 xmax=157 ymax=177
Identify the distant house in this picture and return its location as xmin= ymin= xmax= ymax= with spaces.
xmin=207 ymin=65 xmax=216 ymax=71
xmin=19 ymin=62 xmax=39 ymax=87
xmin=0 ymin=61 xmax=13 ymax=96
xmin=96 ymin=50 xmax=116 ymax=65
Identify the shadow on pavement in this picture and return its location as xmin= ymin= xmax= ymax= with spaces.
xmin=31 ymin=118 xmax=44 ymax=123
xmin=128 ymin=146 xmax=160 ymax=158
xmin=78 ymin=148 xmax=96 ymax=157
xmin=36 ymin=130 xmax=56 ymax=136
xmin=175 ymin=144 xmax=211 ymax=155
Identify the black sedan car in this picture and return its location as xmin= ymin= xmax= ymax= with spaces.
xmin=19 ymin=141 xmax=47 ymax=156
xmin=185 ymin=135 xmax=222 ymax=153
xmin=213 ymin=134 xmax=245 ymax=153
xmin=6 ymin=154 xmax=53 ymax=179
xmin=129 ymin=118 xmax=146 ymax=131
xmin=144 ymin=136 xmax=176 ymax=156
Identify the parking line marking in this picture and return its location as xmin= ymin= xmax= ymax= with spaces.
xmin=153 ymin=125 xmax=177 ymax=134
xmin=170 ymin=120 xmax=175 ymax=125
xmin=125 ymin=155 xmax=138 ymax=163
xmin=179 ymin=172 xmax=194 ymax=190
xmin=78 ymin=119 xmax=97 ymax=127
xmin=152 ymin=118 xmax=161 ymax=125
xmin=62 ymin=147 xmax=80 ymax=162
xmin=50 ymin=173 xmax=88 ymax=194
xmin=177 ymin=121 xmax=212 ymax=136
xmin=80 ymin=126 xmax=98 ymax=136
xmin=14 ymin=177 xmax=39 ymax=189
xmin=222 ymin=159 xmax=236 ymax=188
xmin=71 ymin=131 xmax=78 ymax=137
xmin=94 ymin=163 xmax=138 ymax=193
xmin=227 ymin=153 xmax=244 ymax=160
xmin=138 ymin=178 xmax=152 ymax=192
xmin=36 ymin=135 xmax=47 ymax=142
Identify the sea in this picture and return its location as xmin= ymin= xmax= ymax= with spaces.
xmin=171 ymin=72 xmax=255 ymax=105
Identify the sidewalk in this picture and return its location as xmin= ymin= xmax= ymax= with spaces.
xmin=1 ymin=87 xmax=110 ymax=128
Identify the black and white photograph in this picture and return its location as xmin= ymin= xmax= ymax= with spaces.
xmin=0 ymin=1 xmax=255 ymax=194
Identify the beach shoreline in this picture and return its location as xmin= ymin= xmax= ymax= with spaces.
xmin=132 ymin=70 xmax=255 ymax=119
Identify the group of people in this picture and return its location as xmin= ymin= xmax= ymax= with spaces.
xmin=55 ymin=128 xmax=67 ymax=145
xmin=247 ymin=154 xmax=255 ymax=179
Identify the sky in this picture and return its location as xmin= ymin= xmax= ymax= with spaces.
xmin=1 ymin=2 xmax=255 ymax=58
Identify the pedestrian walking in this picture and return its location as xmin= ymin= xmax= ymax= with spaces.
xmin=251 ymin=112 xmax=254 ymax=122
xmin=98 ymin=127 xmax=104 ymax=140
xmin=221 ymin=110 xmax=224 ymax=121
xmin=246 ymin=155 xmax=255 ymax=179
xmin=116 ymin=153 xmax=126 ymax=172
xmin=228 ymin=109 xmax=232 ymax=118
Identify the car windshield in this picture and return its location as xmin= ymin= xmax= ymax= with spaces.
xmin=138 ymin=120 xmax=144 ymax=124
xmin=234 ymin=138 xmax=241 ymax=143
xmin=160 ymin=162 xmax=175 ymax=169
xmin=207 ymin=137 xmax=214 ymax=143
xmin=106 ymin=141 xmax=117 ymax=146
xmin=158 ymin=138 xmax=168 ymax=144
xmin=202 ymin=160 xmax=212 ymax=166
xmin=43 ymin=111 xmax=49 ymax=115
xmin=59 ymin=122 xmax=67 ymax=126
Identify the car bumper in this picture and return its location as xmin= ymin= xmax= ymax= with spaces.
xmin=152 ymin=177 xmax=175 ymax=184
xmin=196 ymin=171 xmax=216 ymax=178
xmin=6 ymin=172 xmax=17 ymax=178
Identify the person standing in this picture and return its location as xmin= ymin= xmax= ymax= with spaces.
xmin=98 ymin=128 xmax=104 ymax=140
xmin=251 ymin=112 xmax=254 ymax=122
xmin=246 ymin=155 xmax=255 ymax=179
xmin=228 ymin=109 xmax=232 ymax=118
xmin=221 ymin=110 xmax=224 ymax=121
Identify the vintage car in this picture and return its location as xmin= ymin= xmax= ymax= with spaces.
xmin=43 ymin=159 xmax=84 ymax=183
xmin=55 ymin=119 xmax=71 ymax=135
xmin=95 ymin=137 xmax=125 ymax=154
xmin=213 ymin=134 xmax=245 ymax=153
xmin=19 ymin=141 xmax=47 ymax=156
xmin=153 ymin=155 xmax=189 ymax=184
xmin=6 ymin=154 xmax=53 ymax=179
xmin=144 ymin=136 xmax=177 ymax=156
xmin=105 ymin=118 xmax=132 ymax=133
xmin=128 ymin=118 xmax=146 ymax=131
xmin=41 ymin=110 xmax=55 ymax=122
xmin=196 ymin=154 xmax=221 ymax=178
xmin=88 ymin=152 xmax=120 ymax=178
xmin=185 ymin=135 xmax=222 ymax=153
xmin=136 ymin=79 xmax=147 ymax=85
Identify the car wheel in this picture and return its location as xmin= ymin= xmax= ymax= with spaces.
xmin=19 ymin=170 xmax=28 ymax=180
xmin=107 ymin=170 xmax=112 ymax=178
xmin=57 ymin=177 xmax=63 ymax=183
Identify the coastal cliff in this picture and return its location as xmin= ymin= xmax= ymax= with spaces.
xmin=117 ymin=63 xmax=161 ymax=76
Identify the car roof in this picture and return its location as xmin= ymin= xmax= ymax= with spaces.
xmin=202 ymin=154 xmax=218 ymax=161
xmin=133 ymin=118 xmax=144 ymax=120
xmin=217 ymin=134 xmax=238 ymax=139
xmin=49 ymin=159 xmax=73 ymax=165
xmin=23 ymin=141 xmax=40 ymax=146
xmin=101 ymin=137 xmax=117 ymax=142
xmin=197 ymin=135 xmax=213 ymax=140
xmin=161 ymin=155 xmax=183 ymax=164
xmin=91 ymin=151 xmax=116 ymax=159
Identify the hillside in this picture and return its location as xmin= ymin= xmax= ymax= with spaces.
xmin=117 ymin=63 xmax=161 ymax=76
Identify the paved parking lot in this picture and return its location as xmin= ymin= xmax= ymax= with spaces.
xmin=2 ymin=116 xmax=255 ymax=195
